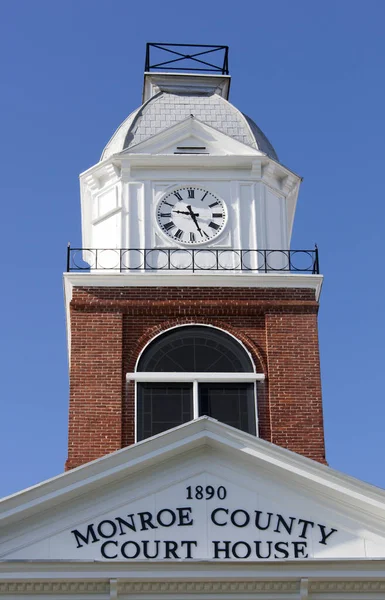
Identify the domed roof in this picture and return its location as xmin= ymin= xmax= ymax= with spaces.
xmin=101 ymin=92 xmax=278 ymax=162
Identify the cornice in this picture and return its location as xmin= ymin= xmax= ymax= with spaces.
xmin=64 ymin=272 xmax=323 ymax=298
xmin=70 ymin=297 xmax=319 ymax=315
xmin=80 ymin=153 xmax=299 ymax=189
xmin=2 ymin=558 xmax=385 ymax=577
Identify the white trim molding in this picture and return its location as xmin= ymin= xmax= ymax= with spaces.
xmin=64 ymin=271 xmax=322 ymax=298
xmin=127 ymin=372 xmax=265 ymax=382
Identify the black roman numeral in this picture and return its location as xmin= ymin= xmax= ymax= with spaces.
xmin=209 ymin=201 xmax=219 ymax=208
xmin=160 ymin=212 xmax=171 ymax=217
xmin=209 ymin=221 xmax=220 ymax=230
xmin=212 ymin=213 xmax=223 ymax=218
xmin=163 ymin=201 xmax=175 ymax=207
xmin=164 ymin=221 xmax=175 ymax=231
xmin=201 ymin=192 xmax=208 ymax=201
xmin=174 ymin=229 xmax=183 ymax=239
xmin=190 ymin=232 xmax=195 ymax=243
xmin=187 ymin=189 xmax=195 ymax=199
xmin=174 ymin=191 xmax=183 ymax=201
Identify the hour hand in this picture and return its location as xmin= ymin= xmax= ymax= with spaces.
xmin=186 ymin=205 xmax=203 ymax=235
xmin=173 ymin=209 xmax=199 ymax=216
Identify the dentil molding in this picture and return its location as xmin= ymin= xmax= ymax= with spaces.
xmin=118 ymin=581 xmax=299 ymax=593
xmin=0 ymin=581 xmax=109 ymax=594
xmin=2 ymin=579 xmax=385 ymax=596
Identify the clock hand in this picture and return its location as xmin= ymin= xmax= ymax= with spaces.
xmin=186 ymin=205 xmax=203 ymax=235
xmin=172 ymin=209 xmax=199 ymax=216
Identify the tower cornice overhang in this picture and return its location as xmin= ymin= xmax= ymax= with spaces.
xmin=64 ymin=272 xmax=323 ymax=305
xmin=80 ymin=154 xmax=301 ymax=195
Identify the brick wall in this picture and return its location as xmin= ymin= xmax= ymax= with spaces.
xmin=65 ymin=285 xmax=326 ymax=470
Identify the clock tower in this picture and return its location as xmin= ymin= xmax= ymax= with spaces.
xmin=64 ymin=44 xmax=324 ymax=470
xmin=3 ymin=44 xmax=385 ymax=598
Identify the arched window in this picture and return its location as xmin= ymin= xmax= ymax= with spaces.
xmin=129 ymin=326 xmax=264 ymax=441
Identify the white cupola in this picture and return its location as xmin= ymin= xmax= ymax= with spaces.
xmin=73 ymin=44 xmax=307 ymax=274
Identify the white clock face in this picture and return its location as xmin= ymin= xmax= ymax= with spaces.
xmin=157 ymin=186 xmax=227 ymax=245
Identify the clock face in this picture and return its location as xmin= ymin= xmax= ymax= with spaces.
xmin=156 ymin=186 xmax=227 ymax=245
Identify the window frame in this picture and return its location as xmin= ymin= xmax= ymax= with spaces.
xmin=128 ymin=324 xmax=265 ymax=442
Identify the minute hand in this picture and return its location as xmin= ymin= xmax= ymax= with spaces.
xmin=186 ymin=205 xmax=203 ymax=235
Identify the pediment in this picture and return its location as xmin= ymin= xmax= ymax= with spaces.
xmin=119 ymin=117 xmax=263 ymax=157
xmin=1 ymin=418 xmax=385 ymax=562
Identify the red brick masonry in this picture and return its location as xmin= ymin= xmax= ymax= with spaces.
xmin=66 ymin=286 xmax=326 ymax=469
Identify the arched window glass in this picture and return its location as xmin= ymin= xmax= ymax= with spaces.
xmin=136 ymin=326 xmax=258 ymax=441
xmin=137 ymin=326 xmax=253 ymax=373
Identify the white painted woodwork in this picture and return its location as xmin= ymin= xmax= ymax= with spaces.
xmin=2 ymin=419 xmax=385 ymax=598
xmin=79 ymin=118 xmax=301 ymax=273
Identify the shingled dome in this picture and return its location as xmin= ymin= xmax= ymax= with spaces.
xmin=101 ymin=92 xmax=278 ymax=162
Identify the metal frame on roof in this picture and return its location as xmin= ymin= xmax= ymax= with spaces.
xmin=145 ymin=43 xmax=229 ymax=75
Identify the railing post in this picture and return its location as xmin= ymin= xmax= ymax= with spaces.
xmin=288 ymin=250 xmax=292 ymax=272
xmin=223 ymin=46 xmax=229 ymax=74
xmin=192 ymin=249 xmax=195 ymax=273
xmin=66 ymin=243 xmax=71 ymax=272
xmin=264 ymin=250 xmax=268 ymax=273
xmin=314 ymin=244 xmax=320 ymax=274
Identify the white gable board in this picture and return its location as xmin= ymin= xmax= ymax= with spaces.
xmin=1 ymin=420 xmax=385 ymax=563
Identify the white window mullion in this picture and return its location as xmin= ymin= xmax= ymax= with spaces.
xmin=254 ymin=381 xmax=259 ymax=437
xmin=193 ymin=380 xmax=199 ymax=419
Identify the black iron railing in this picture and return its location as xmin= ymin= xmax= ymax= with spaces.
xmin=145 ymin=43 xmax=229 ymax=75
xmin=67 ymin=246 xmax=319 ymax=274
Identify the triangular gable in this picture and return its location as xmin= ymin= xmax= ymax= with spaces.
xmin=118 ymin=117 xmax=264 ymax=157
xmin=1 ymin=418 xmax=385 ymax=562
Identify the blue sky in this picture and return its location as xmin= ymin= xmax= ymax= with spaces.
xmin=0 ymin=0 xmax=384 ymax=497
